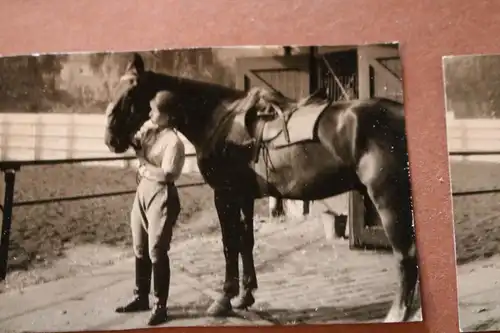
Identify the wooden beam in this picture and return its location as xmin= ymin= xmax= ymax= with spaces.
xmin=309 ymin=47 xmax=319 ymax=93
xmin=367 ymin=57 xmax=401 ymax=82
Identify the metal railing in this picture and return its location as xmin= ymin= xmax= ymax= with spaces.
xmin=0 ymin=154 xmax=203 ymax=281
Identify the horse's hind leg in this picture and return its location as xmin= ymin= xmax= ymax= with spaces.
xmin=369 ymin=183 xmax=417 ymax=322
xmin=359 ymin=153 xmax=418 ymax=322
xmin=233 ymin=196 xmax=258 ymax=309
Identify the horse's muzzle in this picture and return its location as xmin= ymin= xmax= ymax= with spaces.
xmin=104 ymin=131 xmax=128 ymax=154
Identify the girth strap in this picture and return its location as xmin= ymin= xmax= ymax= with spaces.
xmin=252 ymin=120 xmax=266 ymax=163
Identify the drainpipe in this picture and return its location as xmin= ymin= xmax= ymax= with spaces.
xmin=308 ymin=46 xmax=319 ymax=96
xmin=302 ymin=46 xmax=319 ymax=217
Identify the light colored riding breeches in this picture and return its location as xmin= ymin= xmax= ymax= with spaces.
xmin=130 ymin=178 xmax=181 ymax=264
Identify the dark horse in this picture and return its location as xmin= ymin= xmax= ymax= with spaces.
xmin=104 ymin=54 xmax=418 ymax=323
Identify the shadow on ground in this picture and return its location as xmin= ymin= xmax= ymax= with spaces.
xmin=94 ymin=302 xmax=393 ymax=328
xmin=247 ymin=301 xmax=392 ymax=325
xmin=166 ymin=299 xmax=420 ymax=326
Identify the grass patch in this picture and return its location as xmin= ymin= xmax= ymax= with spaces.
xmin=451 ymin=160 xmax=500 ymax=265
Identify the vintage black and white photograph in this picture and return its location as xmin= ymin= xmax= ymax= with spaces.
xmin=0 ymin=44 xmax=421 ymax=331
xmin=444 ymin=53 xmax=500 ymax=332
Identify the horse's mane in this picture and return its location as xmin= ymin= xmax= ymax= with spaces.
xmin=146 ymin=70 xmax=244 ymax=99
xmin=143 ymin=70 xmax=300 ymax=117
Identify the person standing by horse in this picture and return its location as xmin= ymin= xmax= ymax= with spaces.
xmin=105 ymin=53 xmax=418 ymax=323
xmin=115 ymin=90 xmax=186 ymax=326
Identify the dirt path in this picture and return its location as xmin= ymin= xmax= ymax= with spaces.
xmin=457 ymin=255 xmax=500 ymax=332
xmin=0 ymin=214 xmax=421 ymax=331
xmin=1 ymin=210 xmax=221 ymax=294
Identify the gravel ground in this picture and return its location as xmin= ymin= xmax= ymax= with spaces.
xmin=0 ymin=164 xmax=269 ymax=291
xmin=450 ymin=160 xmax=500 ymax=265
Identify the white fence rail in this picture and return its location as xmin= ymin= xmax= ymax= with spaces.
xmin=2 ymin=111 xmax=500 ymax=166
xmin=0 ymin=113 xmax=199 ymax=172
xmin=2 ymin=111 xmax=500 ymax=168
xmin=446 ymin=112 xmax=500 ymax=163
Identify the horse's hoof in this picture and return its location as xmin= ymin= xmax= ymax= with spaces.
xmin=206 ymin=298 xmax=232 ymax=317
xmin=233 ymin=293 xmax=255 ymax=310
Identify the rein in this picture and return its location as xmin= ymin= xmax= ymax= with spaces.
xmin=198 ymin=105 xmax=239 ymax=156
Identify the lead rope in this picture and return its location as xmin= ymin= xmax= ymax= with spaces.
xmin=254 ymin=138 xmax=275 ymax=204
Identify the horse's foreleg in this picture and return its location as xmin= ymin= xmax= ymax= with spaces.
xmin=234 ymin=197 xmax=258 ymax=310
xmin=366 ymin=179 xmax=418 ymax=323
xmin=206 ymin=190 xmax=240 ymax=317
xmin=270 ymin=197 xmax=285 ymax=217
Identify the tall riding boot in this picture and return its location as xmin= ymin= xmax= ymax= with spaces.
xmin=147 ymin=261 xmax=170 ymax=326
xmin=116 ymin=257 xmax=152 ymax=313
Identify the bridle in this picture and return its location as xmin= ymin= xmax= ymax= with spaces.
xmin=113 ymin=73 xmax=151 ymax=151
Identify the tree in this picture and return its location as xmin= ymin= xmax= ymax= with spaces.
xmin=445 ymin=55 xmax=500 ymax=119
xmin=0 ymin=54 xmax=68 ymax=112
xmin=0 ymin=48 xmax=235 ymax=113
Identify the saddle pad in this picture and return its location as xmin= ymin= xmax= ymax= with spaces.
xmin=269 ymin=102 xmax=329 ymax=148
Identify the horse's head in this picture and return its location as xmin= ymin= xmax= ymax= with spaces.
xmin=105 ymin=52 xmax=245 ymax=152
xmin=104 ymin=53 xmax=153 ymax=154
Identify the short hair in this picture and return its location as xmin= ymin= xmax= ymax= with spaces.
xmin=151 ymin=90 xmax=172 ymax=111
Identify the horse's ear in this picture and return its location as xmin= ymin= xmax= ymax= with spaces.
xmin=124 ymin=52 xmax=145 ymax=76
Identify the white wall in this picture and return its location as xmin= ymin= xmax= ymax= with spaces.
xmin=446 ymin=111 xmax=500 ymax=163
xmin=0 ymin=113 xmax=200 ymax=172
xmin=2 ymin=111 xmax=496 ymax=165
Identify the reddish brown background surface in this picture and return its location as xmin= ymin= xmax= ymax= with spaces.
xmin=1 ymin=0 xmax=498 ymax=332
